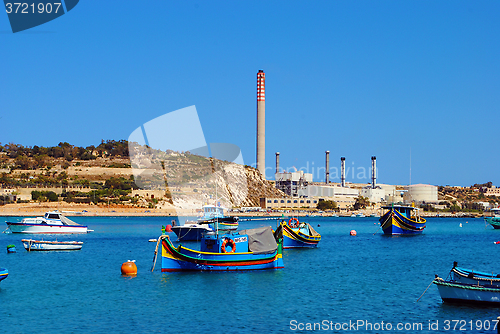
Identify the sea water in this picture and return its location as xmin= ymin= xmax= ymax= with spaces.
xmin=0 ymin=216 xmax=499 ymax=333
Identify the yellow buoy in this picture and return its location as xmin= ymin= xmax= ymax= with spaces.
xmin=121 ymin=260 xmax=137 ymax=276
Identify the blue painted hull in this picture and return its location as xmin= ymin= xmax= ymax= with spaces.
xmin=0 ymin=268 xmax=8 ymax=282
xmin=161 ymin=236 xmax=284 ymax=272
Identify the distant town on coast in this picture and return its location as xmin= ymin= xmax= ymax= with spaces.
xmin=0 ymin=140 xmax=497 ymax=218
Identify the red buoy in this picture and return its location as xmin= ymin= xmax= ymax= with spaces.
xmin=121 ymin=260 xmax=137 ymax=276
xmin=165 ymin=224 xmax=172 ymax=232
xmin=350 ymin=230 xmax=357 ymax=236
xmin=494 ymin=241 xmax=500 ymax=245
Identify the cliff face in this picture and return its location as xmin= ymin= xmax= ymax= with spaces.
xmin=1 ymin=150 xmax=285 ymax=210
xmin=244 ymin=166 xmax=286 ymax=206
xmin=168 ymin=161 xmax=285 ymax=210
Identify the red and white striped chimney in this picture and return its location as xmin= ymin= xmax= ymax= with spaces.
xmin=256 ymin=70 xmax=266 ymax=178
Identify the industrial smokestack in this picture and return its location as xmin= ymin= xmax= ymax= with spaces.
xmin=325 ymin=151 xmax=330 ymax=184
xmin=256 ymin=70 xmax=266 ymax=179
xmin=275 ymin=152 xmax=280 ymax=174
xmin=371 ymin=156 xmax=377 ymax=189
xmin=341 ymin=157 xmax=346 ymax=187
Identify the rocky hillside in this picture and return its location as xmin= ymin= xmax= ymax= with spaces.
xmin=0 ymin=143 xmax=285 ymax=209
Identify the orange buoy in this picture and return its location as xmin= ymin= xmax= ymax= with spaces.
xmin=495 ymin=241 xmax=500 ymax=245
xmin=121 ymin=260 xmax=137 ymax=276
xmin=350 ymin=230 xmax=357 ymax=236
xmin=165 ymin=224 xmax=172 ymax=232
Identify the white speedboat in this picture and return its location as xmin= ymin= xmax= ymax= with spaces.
xmin=6 ymin=211 xmax=92 ymax=234
xmin=22 ymin=239 xmax=83 ymax=251
xmin=171 ymin=221 xmax=213 ymax=241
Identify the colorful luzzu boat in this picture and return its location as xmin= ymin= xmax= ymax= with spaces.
xmin=0 ymin=268 xmax=8 ymax=282
xmin=156 ymin=226 xmax=283 ymax=272
xmin=379 ymin=204 xmax=426 ymax=235
xmin=274 ymin=218 xmax=321 ymax=248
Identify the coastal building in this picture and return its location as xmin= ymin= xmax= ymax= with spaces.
xmin=403 ymin=184 xmax=438 ymax=203
xmin=485 ymin=187 xmax=500 ymax=197
xmin=275 ymin=171 xmax=313 ymax=197
xmin=297 ymin=184 xmax=359 ymax=198
xmin=260 ymin=194 xmax=357 ymax=210
xmin=260 ymin=197 xmax=319 ymax=209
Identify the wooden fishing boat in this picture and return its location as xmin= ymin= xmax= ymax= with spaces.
xmin=274 ymin=219 xmax=321 ymax=248
xmin=22 ymin=239 xmax=83 ymax=251
xmin=434 ymin=276 xmax=500 ymax=305
xmin=379 ymin=204 xmax=426 ymax=235
xmin=6 ymin=211 xmax=92 ymax=234
xmin=0 ymin=268 xmax=7 ymax=282
xmin=450 ymin=262 xmax=500 ymax=287
xmin=154 ymin=226 xmax=283 ymax=272
xmin=485 ymin=208 xmax=500 ymax=229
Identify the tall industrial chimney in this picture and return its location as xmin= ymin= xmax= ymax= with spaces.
xmin=325 ymin=151 xmax=330 ymax=184
xmin=256 ymin=70 xmax=266 ymax=179
xmin=371 ymin=156 xmax=376 ymax=189
xmin=275 ymin=152 xmax=280 ymax=174
xmin=341 ymin=157 xmax=346 ymax=187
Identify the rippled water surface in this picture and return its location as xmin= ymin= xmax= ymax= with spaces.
xmin=1 ymin=216 xmax=499 ymax=333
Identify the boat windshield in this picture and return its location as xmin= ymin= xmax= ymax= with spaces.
xmin=46 ymin=213 xmax=61 ymax=220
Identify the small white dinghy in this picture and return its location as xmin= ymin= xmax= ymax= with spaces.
xmin=22 ymin=239 xmax=83 ymax=251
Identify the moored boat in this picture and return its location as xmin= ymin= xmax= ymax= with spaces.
xmin=274 ymin=218 xmax=321 ymax=248
xmin=379 ymin=204 xmax=426 ymax=235
xmin=485 ymin=208 xmax=500 ymax=229
xmin=434 ymin=276 xmax=500 ymax=305
xmin=156 ymin=226 xmax=283 ymax=272
xmin=0 ymin=268 xmax=8 ymax=282
xmin=451 ymin=262 xmax=500 ymax=287
xmin=197 ymin=205 xmax=239 ymax=231
xmin=6 ymin=211 xmax=92 ymax=234
xmin=22 ymin=239 xmax=83 ymax=251
xmin=171 ymin=221 xmax=213 ymax=241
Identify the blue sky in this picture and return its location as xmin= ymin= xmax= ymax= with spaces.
xmin=1 ymin=1 xmax=499 ymax=187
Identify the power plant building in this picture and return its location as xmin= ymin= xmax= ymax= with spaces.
xmin=275 ymin=171 xmax=313 ymax=197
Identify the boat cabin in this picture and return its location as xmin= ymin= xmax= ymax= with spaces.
xmin=490 ymin=208 xmax=500 ymax=217
xmin=201 ymin=205 xmax=225 ymax=219
xmin=382 ymin=205 xmax=418 ymax=219
xmin=201 ymin=233 xmax=249 ymax=253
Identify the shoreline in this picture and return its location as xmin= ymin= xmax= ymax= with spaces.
xmin=0 ymin=202 xmax=484 ymax=218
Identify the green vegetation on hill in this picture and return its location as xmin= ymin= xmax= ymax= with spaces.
xmin=0 ymin=140 xmax=129 ymax=170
